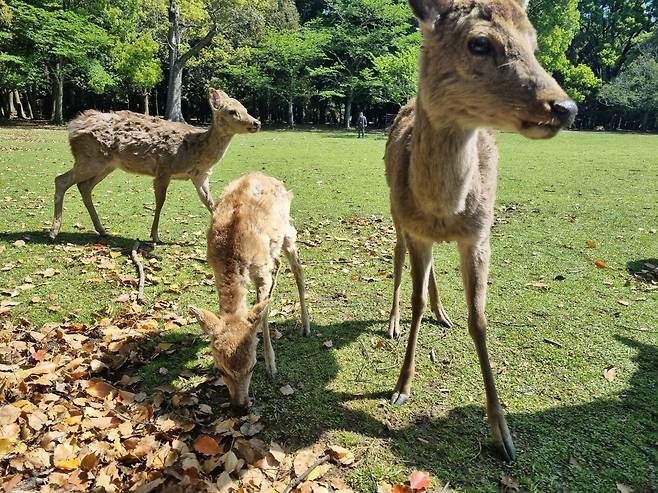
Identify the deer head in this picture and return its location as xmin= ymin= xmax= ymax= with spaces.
xmin=190 ymin=300 xmax=270 ymax=409
xmin=410 ymin=0 xmax=577 ymax=139
xmin=208 ymin=88 xmax=261 ymax=134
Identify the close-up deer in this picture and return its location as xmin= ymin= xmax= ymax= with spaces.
xmin=190 ymin=172 xmax=310 ymax=409
xmin=49 ymin=88 xmax=260 ymax=243
xmin=385 ymin=0 xmax=577 ymax=461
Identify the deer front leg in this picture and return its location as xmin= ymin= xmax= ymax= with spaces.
xmin=391 ymin=237 xmax=432 ymax=405
xmin=77 ymin=169 xmax=113 ymax=237
xmin=458 ymin=238 xmax=516 ymax=462
xmin=283 ymin=232 xmax=310 ymax=336
xmin=388 ymin=228 xmax=406 ymax=339
xmin=428 ymin=264 xmax=454 ymax=328
xmin=191 ymin=173 xmax=215 ymax=212
xmin=150 ymin=174 xmax=171 ymax=243
xmin=256 ymin=263 xmax=278 ymax=380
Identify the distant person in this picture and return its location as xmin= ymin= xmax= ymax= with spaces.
xmin=357 ymin=111 xmax=368 ymax=138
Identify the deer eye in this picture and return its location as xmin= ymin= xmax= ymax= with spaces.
xmin=229 ymin=109 xmax=239 ymax=116
xmin=468 ymin=36 xmax=492 ymax=56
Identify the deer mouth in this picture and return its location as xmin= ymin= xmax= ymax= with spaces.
xmin=519 ymin=120 xmax=561 ymax=139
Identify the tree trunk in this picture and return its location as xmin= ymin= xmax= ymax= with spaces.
xmin=24 ymin=91 xmax=34 ymax=119
xmin=287 ymin=99 xmax=294 ymax=127
xmin=617 ymin=115 xmax=622 ymax=130
xmin=154 ymin=90 xmax=159 ymax=116
xmin=0 ymin=90 xmax=9 ymax=118
xmin=344 ymin=88 xmax=353 ymax=128
xmin=641 ymin=111 xmax=649 ymax=132
xmin=8 ymin=90 xmax=16 ymax=118
xmin=51 ymin=61 xmax=64 ymax=124
xmin=144 ymin=92 xmax=150 ymax=116
xmin=164 ymin=0 xmax=215 ymax=122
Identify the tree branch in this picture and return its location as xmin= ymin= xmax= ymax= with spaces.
xmin=177 ymin=25 xmax=217 ymax=67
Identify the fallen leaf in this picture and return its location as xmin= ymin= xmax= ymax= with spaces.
xmin=603 ymin=366 xmax=617 ymax=382
xmin=323 ymin=340 xmax=333 ymax=348
xmin=409 ymin=471 xmax=430 ymax=490
xmin=594 ymin=259 xmax=608 ymax=269
xmin=327 ymin=445 xmax=355 ymax=465
xmin=585 ymin=239 xmax=597 ymax=249
xmin=616 ymin=484 xmax=634 ymax=493
xmin=279 ymin=384 xmax=295 ymax=396
xmin=617 ymin=299 xmax=630 ymax=306
xmin=194 ymin=435 xmax=221 ymax=456
xmin=500 ymin=474 xmax=519 ymax=491
xmin=13 ymin=240 xmax=25 ymax=247
xmin=569 ymin=456 xmax=583 ymax=469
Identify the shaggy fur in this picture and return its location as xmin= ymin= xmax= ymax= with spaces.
xmin=50 ymin=88 xmax=260 ymax=242
xmin=191 ymin=172 xmax=310 ymax=409
xmin=385 ymin=0 xmax=576 ymax=462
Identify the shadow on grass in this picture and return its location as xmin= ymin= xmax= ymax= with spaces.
xmin=102 ymin=312 xmax=658 ymax=491
xmin=0 ymin=230 xmax=196 ymax=250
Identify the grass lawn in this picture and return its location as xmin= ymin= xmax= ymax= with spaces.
xmin=0 ymin=124 xmax=656 ymax=492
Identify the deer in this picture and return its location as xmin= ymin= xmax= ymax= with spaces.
xmin=49 ymin=88 xmax=260 ymax=243
xmin=385 ymin=0 xmax=577 ymax=461
xmin=189 ymin=172 xmax=310 ymax=409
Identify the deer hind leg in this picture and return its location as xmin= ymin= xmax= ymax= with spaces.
xmin=388 ymin=224 xmax=406 ymax=339
xmin=283 ymin=229 xmax=310 ymax=336
xmin=458 ymin=238 xmax=516 ymax=461
xmin=255 ymin=261 xmax=279 ymax=379
xmin=428 ymin=263 xmax=454 ymax=328
xmin=391 ymin=236 xmax=432 ymax=405
xmin=77 ymin=169 xmax=114 ymax=236
xmin=191 ymin=173 xmax=214 ymax=212
xmin=150 ymin=174 xmax=171 ymax=243
xmin=50 ymin=165 xmax=102 ymax=239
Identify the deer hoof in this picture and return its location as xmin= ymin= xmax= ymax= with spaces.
xmin=388 ymin=318 xmax=400 ymax=339
xmin=390 ymin=391 xmax=409 ymax=405
xmin=434 ymin=308 xmax=454 ymax=328
xmin=491 ymin=414 xmax=516 ymax=462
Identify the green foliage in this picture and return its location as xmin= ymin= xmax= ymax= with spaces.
xmin=364 ymin=43 xmax=419 ymax=106
xmin=114 ymin=33 xmax=162 ymax=94
xmin=598 ymin=54 xmax=658 ymax=112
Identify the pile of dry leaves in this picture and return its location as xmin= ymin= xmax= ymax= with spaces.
xmin=0 ymin=300 xmax=360 ymax=492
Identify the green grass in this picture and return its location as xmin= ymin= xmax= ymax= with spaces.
xmin=1 ymin=125 xmax=657 ymax=492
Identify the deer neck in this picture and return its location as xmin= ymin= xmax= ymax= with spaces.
xmin=196 ymin=121 xmax=235 ymax=166
xmin=409 ymin=102 xmax=478 ymax=217
xmin=216 ymin=265 xmax=249 ymax=316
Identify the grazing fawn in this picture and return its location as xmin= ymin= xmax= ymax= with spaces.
xmin=50 ymin=88 xmax=260 ymax=243
xmin=385 ymin=0 xmax=577 ymax=460
xmin=190 ymin=172 xmax=310 ymax=409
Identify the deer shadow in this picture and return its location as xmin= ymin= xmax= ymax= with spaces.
xmin=101 ymin=310 xmax=658 ymax=492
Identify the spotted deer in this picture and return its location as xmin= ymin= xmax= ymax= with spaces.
xmin=190 ymin=172 xmax=310 ymax=409
xmin=50 ymin=88 xmax=260 ymax=243
xmin=385 ymin=0 xmax=577 ymax=460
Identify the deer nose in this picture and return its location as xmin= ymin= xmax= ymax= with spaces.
xmin=551 ymin=100 xmax=578 ymax=127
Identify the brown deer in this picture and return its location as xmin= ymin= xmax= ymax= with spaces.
xmin=49 ymin=88 xmax=260 ymax=243
xmin=385 ymin=0 xmax=577 ymax=461
xmin=190 ymin=172 xmax=310 ymax=409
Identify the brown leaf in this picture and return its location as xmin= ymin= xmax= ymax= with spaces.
xmin=617 ymin=299 xmax=630 ymax=306
xmin=323 ymin=340 xmax=333 ymax=348
xmin=327 ymin=445 xmax=355 ymax=465
xmin=85 ymin=379 xmax=118 ymax=399
xmin=500 ymin=474 xmax=519 ymax=491
xmin=586 ymin=239 xmax=598 ymax=249
xmin=0 ymin=405 xmax=21 ymax=425
xmin=594 ymin=259 xmax=608 ymax=269
xmin=279 ymin=384 xmax=295 ymax=396
xmin=616 ymin=484 xmax=634 ymax=493
xmin=603 ymin=366 xmax=617 ymax=382
xmin=194 ymin=435 xmax=221 ymax=456
xmin=409 ymin=471 xmax=430 ymax=490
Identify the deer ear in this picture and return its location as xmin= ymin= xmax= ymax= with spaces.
xmin=247 ymin=299 xmax=270 ymax=328
xmin=208 ymin=88 xmax=229 ymax=110
xmin=408 ymin=0 xmax=452 ymax=29
xmin=190 ymin=306 xmax=223 ymax=334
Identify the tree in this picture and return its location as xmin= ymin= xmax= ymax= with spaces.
xmin=598 ymin=52 xmax=658 ymax=130
xmin=363 ymin=36 xmax=419 ymax=107
xmin=313 ymin=0 xmax=416 ymax=127
xmin=8 ymin=1 xmax=112 ymax=123
xmin=114 ymin=34 xmax=162 ymax=114
xmin=528 ymin=0 xmax=600 ymax=102
xmin=258 ymin=28 xmax=328 ymax=125
xmin=571 ymin=0 xmax=657 ymax=82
